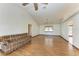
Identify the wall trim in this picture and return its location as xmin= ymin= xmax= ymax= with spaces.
xmin=39 ymin=34 xmax=60 ymax=36
xmin=32 ymin=34 xmax=40 ymax=38
xmin=60 ymin=35 xmax=79 ymax=50
xmin=32 ymin=34 xmax=60 ymax=38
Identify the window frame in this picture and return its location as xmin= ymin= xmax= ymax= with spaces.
xmin=44 ymin=26 xmax=54 ymax=32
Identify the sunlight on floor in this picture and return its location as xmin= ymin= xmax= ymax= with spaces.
xmin=68 ymin=43 xmax=74 ymax=55
xmin=68 ymin=37 xmax=74 ymax=55
xmin=68 ymin=37 xmax=73 ymax=44
xmin=45 ymin=36 xmax=53 ymax=47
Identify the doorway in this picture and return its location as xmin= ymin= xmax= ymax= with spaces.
xmin=68 ymin=25 xmax=73 ymax=44
xmin=28 ymin=24 xmax=32 ymax=36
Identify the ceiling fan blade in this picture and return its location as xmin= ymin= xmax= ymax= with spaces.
xmin=34 ymin=3 xmax=38 ymax=11
xmin=42 ymin=3 xmax=48 ymax=5
xmin=22 ymin=3 xmax=29 ymax=6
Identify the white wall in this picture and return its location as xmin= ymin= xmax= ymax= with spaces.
xmin=61 ymin=12 xmax=79 ymax=48
xmin=73 ymin=13 xmax=79 ymax=48
xmin=0 ymin=3 xmax=39 ymax=36
xmin=40 ymin=24 xmax=60 ymax=35
xmin=61 ymin=19 xmax=73 ymax=41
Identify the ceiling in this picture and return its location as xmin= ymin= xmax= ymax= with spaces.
xmin=19 ymin=3 xmax=79 ymax=25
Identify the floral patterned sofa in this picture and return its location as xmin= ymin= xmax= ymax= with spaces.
xmin=0 ymin=33 xmax=31 ymax=54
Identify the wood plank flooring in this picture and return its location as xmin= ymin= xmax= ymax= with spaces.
xmin=0 ymin=35 xmax=79 ymax=56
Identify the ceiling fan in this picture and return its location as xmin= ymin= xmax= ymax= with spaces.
xmin=22 ymin=3 xmax=48 ymax=11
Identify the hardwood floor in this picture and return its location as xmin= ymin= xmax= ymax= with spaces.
xmin=0 ymin=35 xmax=79 ymax=56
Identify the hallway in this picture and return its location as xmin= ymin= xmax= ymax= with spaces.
xmin=1 ymin=35 xmax=78 ymax=56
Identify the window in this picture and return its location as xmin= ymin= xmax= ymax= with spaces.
xmin=44 ymin=26 xmax=53 ymax=31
